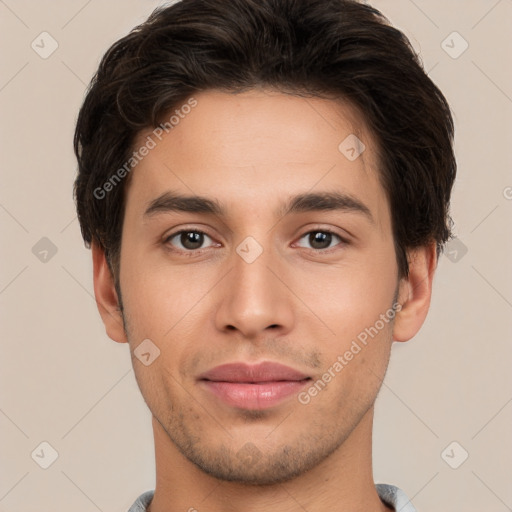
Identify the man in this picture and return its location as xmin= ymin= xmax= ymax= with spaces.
xmin=73 ymin=0 xmax=456 ymax=510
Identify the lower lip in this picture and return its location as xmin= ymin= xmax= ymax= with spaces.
xmin=200 ymin=380 xmax=310 ymax=410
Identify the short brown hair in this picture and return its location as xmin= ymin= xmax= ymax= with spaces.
xmin=74 ymin=0 xmax=456 ymax=281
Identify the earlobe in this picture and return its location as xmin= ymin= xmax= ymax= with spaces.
xmin=91 ymin=243 xmax=128 ymax=343
xmin=392 ymin=243 xmax=437 ymax=343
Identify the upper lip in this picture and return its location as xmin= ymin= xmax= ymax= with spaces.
xmin=198 ymin=361 xmax=310 ymax=383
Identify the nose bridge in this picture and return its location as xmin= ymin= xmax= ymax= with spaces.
xmin=214 ymin=234 xmax=294 ymax=337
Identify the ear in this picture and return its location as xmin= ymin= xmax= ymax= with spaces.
xmin=92 ymin=243 xmax=128 ymax=343
xmin=393 ymin=243 xmax=437 ymax=342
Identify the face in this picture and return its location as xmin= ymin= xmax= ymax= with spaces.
xmin=117 ymin=90 xmax=401 ymax=484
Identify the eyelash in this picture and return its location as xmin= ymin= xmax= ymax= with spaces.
xmin=163 ymin=228 xmax=348 ymax=255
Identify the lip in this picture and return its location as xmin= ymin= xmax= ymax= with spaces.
xmin=198 ymin=361 xmax=311 ymax=410
xmin=199 ymin=361 xmax=310 ymax=382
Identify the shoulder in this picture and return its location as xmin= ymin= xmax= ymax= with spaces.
xmin=376 ymin=483 xmax=418 ymax=512
xmin=127 ymin=490 xmax=155 ymax=512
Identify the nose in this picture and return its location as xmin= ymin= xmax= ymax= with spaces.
xmin=214 ymin=240 xmax=295 ymax=339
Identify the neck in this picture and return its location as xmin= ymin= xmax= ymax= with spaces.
xmin=147 ymin=407 xmax=393 ymax=512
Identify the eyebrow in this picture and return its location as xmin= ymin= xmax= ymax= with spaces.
xmin=143 ymin=191 xmax=374 ymax=224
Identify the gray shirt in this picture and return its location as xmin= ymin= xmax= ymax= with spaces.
xmin=127 ymin=483 xmax=418 ymax=511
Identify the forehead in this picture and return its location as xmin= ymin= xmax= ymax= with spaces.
xmin=126 ymin=89 xmax=389 ymax=227
xmin=135 ymin=89 xmax=377 ymax=165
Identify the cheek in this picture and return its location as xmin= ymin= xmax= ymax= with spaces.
xmin=293 ymin=258 xmax=397 ymax=340
xmin=120 ymin=249 xmax=194 ymax=328
xmin=311 ymin=319 xmax=394 ymax=413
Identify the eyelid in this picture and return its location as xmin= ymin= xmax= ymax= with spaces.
xmin=292 ymin=228 xmax=348 ymax=251
xmin=161 ymin=225 xmax=350 ymax=254
xmin=162 ymin=224 xmax=217 ymax=241
xmin=162 ymin=227 xmax=221 ymax=253
xmin=293 ymin=223 xmax=351 ymax=241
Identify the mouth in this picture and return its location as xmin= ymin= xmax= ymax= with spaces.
xmin=198 ymin=361 xmax=312 ymax=410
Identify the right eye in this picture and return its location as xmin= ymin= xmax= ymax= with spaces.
xmin=164 ymin=230 xmax=218 ymax=252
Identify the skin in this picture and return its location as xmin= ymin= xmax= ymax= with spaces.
xmin=93 ymin=90 xmax=436 ymax=512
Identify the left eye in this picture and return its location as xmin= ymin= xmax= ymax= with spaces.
xmin=165 ymin=230 xmax=216 ymax=251
xmin=295 ymin=231 xmax=343 ymax=250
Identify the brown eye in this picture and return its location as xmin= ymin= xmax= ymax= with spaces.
xmin=166 ymin=230 xmax=214 ymax=251
xmin=296 ymin=230 xmax=343 ymax=251
xmin=180 ymin=231 xmax=204 ymax=250
xmin=309 ymin=232 xmax=332 ymax=249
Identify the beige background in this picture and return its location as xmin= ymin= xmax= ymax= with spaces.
xmin=1 ymin=1 xmax=511 ymax=511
